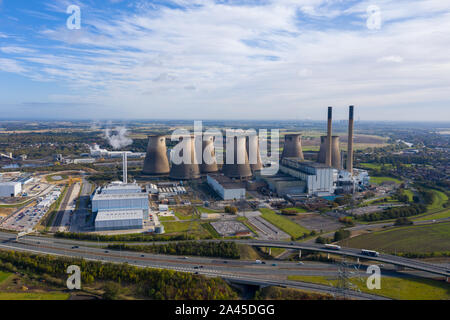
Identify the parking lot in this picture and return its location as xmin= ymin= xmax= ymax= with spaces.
xmin=211 ymin=221 xmax=251 ymax=237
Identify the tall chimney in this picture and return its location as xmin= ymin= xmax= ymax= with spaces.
xmin=122 ymin=152 xmax=128 ymax=184
xmin=326 ymin=106 xmax=333 ymax=167
xmin=347 ymin=105 xmax=354 ymax=175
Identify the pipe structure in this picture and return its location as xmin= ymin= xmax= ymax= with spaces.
xmin=347 ymin=105 xmax=354 ymax=175
xmin=143 ymin=135 xmax=170 ymax=175
xmin=122 ymin=152 xmax=128 ymax=184
xmin=281 ymin=134 xmax=304 ymax=160
xmin=326 ymin=106 xmax=333 ymax=167
xmin=170 ymin=135 xmax=201 ymax=180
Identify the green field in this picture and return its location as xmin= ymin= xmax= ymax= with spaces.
xmin=342 ymin=222 xmax=450 ymax=253
xmin=369 ymin=176 xmax=403 ymax=185
xmin=414 ymin=190 xmax=450 ymax=221
xmin=0 ymin=271 xmax=11 ymax=284
xmin=359 ymin=163 xmax=393 ymax=170
xmin=161 ymin=220 xmax=208 ymax=236
xmin=197 ymin=207 xmax=218 ymax=214
xmin=403 ymin=190 xmax=414 ymax=202
xmin=0 ymin=292 xmax=70 ymax=300
xmin=158 ymin=216 xmax=176 ymax=222
xmin=288 ymin=275 xmax=450 ymax=300
xmin=259 ymin=209 xmax=309 ymax=238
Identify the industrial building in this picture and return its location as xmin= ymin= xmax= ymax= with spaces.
xmin=0 ymin=182 xmax=22 ymax=197
xmin=207 ymin=174 xmax=246 ymax=200
xmin=90 ymin=145 xmax=145 ymax=159
xmin=92 ymin=191 xmax=149 ymax=213
xmin=280 ymin=158 xmax=335 ymax=196
xmin=94 ymin=209 xmax=144 ymax=231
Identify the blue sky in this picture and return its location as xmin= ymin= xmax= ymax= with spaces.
xmin=0 ymin=0 xmax=450 ymax=121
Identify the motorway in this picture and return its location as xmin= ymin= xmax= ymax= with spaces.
xmin=0 ymin=231 xmax=390 ymax=300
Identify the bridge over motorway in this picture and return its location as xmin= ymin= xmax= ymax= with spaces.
xmin=232 ymin=240 xmax=450 ymax=278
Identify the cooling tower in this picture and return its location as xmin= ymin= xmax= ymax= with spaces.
xmin=347 ymin=105 xmax=354 ymax=175
xmin=143 ymin=135 xmax=170 ymax=175
xmin=170 ymin=135 xmax=201 ymax=180
xmin=223 ymin=134 xmax=252 ymax=179
xmin=318 ymin=136 xmax=341 ymax=169
xmin=199 ymin=135 xmax=218 ymax=173
xmin=246 ymin=134 xmax=263 ymax=172
xmin=326 ymin=106 xmax=333 ymax=167
xmin=281 ymin=134 xmax=304 ymax=160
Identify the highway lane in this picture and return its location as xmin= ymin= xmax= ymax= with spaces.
xmin=0 ymin=235 xmax=387 ymax=300
xmin=1 ymin=231 xmax=449 ymax=277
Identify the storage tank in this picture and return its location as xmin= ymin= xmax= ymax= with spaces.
xmin=143 ymin=135 xmax=170 ymax=175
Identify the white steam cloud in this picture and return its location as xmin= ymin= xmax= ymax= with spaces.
xmin=104 ymin=127 xmax=133 ymax=150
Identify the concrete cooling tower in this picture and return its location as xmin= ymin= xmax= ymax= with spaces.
xmin=281 ymin=134 xmax=304 ymax=160
xmin=318 ymin=136 xmax=341 ymax=169
xmin=198 ymin=135 xmax=218 ymax=174
xmin=170 ymin=135 xmax=200 ymax=180
xmin=142 ymin=135 xmax=170 ymax=175
xmin=246 ymin=134 xmax=262 ymax=172
xmin=223 ymin=134 xmax=252 ymax=179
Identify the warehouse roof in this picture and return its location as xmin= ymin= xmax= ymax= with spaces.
xmin=95 ymin=209 xmax=144 ymax=221
xmin=92 ymin=192 xmax=148 ymax=201
xmin=207 ymin=174 xmax=245 ymax=190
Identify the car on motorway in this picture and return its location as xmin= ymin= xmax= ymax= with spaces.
xmin=361 ymin=249 xmax=380 ymax=257
xmin=141 ymin=255 xmax=145 ymax=257
xmin=324 ymin=244 xmax=341 ymax=250
xmin=297 ymin=262 xmax=304 ymax=265
xmin=272 ymin=263 xmax=277 ymax=266
xmin=105 ymin=250 xmax=109 ymax=253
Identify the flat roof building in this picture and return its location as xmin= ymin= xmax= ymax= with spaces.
xmin=207 ymin=174 xmax=246 ymax=200
xmin=95 ymin=209 xmax=144 ymax=231
xmin=0 ymin=182 xmax=22 ymax=197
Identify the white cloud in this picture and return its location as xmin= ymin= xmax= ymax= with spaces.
xmin=1 ymin=0 xmax=450 ymax=120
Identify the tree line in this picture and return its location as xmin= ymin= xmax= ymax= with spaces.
xmin=0 ymin=250 xmax=237 ymax=300
xmin=357 ymin=204 xmax=426 ymax=222
xmin=107 ymin=241 xmax=240 ymax=259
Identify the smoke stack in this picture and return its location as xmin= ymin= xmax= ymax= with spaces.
xmin=170 ymin=135 xmax=201 ymax=180
xmin=199 ymin=135 xmax=218 ymax=173
xmin=281 ymin=134 xmax=304 ymax=160
xmin=347 ymin=105 xmax=354 ymax=175
xmin=326 ymin=107 xmax=333 ymax=167
xmin=143 ymin=135 xmax=170 ymax=175
xmin=122 ymin=152 xmax=128 ymax=184
xmin=223 ymin=133 xmax=252 ymax=179
xmin=246 ymin=134 xmax=263 ymax=172
xmin=318 ymin=136 xmax=341 ymax=169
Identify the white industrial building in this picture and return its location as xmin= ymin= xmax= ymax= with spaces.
xmin=280 ymin=158 xmax=335 ymax=196
xmin=100 ymin=182 xmax=142 ymax=195
xmin=92 ymin=192 xmax=149 ymax=213
xmin=0 ymin=182 xmax=22 ymax=197
xmin=207 ymin=174 xmax=246 ymax=200
xmin=95 ymin=209 xmax=144 ymax=231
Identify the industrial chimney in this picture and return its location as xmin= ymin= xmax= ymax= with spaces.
xmin=198 ymin=134 xmax=218 ymax=174
xmin=326 ymin=107 xmax=333 ymax=167
xmin=318 ymin=136 xmax=341 ymax=169
xmin=142 ymin=135 xmax=170 ymax=175
xmin=223 ymin=133 xmax=252 ymax=179
xmin=246 ymin=133 xmax=263 ymax=172
xmin=281 ymin=134 xmax=304 ymax=160
xmin=122 ymin=152 xmax=128 ymax=184
xmin=347 ymin=105 xmax=354 ymax=175
xmin=170 ymin=135 xmax=201 ymax=180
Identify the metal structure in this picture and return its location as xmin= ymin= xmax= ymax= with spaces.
xmin=223 ymin=133 xmax=252 ymax=179
xmin=170 ymin=135 xmax=201 ymax=180
xmin=198 ymin=135 xmax=219 ymax=174
xmin=246 ymin=134 xmax=263 ymax=172
xmin=318 ymin=136 xmax=341 ymax=169
xmin=142 ymin=135 xmax=170 ymax=175
xmin=326 ymin=106 xmax=333 ymax=167
xmin=281 ymin=134 xmax=304 ymax=160
xmin=347 ymin=105 xmax=355 ymax=175
xmin=122 ymin=152 xmax=129 ymax=184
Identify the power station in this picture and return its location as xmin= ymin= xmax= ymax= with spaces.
xmin=281 ymin=134 xmax=304 ymax=160
xmin=143 ymin=135 xmax=170 ymax=175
